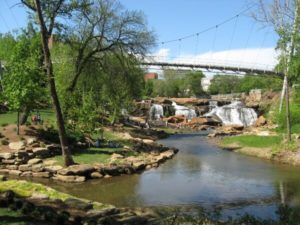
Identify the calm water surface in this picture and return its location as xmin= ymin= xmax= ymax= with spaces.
xmin=34 ymin=133 xmax=300 ymax=219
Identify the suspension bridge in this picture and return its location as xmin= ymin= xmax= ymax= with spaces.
xmin=142 ymin=5 xmax=281 ymax=77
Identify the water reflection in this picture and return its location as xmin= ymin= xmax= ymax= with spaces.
xmin=29 ymin=133 xmax=300 ymax=220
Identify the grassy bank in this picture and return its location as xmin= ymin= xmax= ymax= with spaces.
xmin=53 ymin=147 xmax=127 ymax=165
xmin=222 ymin=135 xmax=282 ymax=148
xmin=220 ymin=134 xmax=300 ymax=165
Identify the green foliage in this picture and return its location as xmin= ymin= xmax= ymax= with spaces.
xmin=0 ymin=33 xmax=16 ymax=61
xmin=209 ymin=75 xmax=283 ymax=94
xmin=209 ymin=75 xmax=241 ymax=94
xmin=2 ymin=33 xmax=46 ymax=113
xmin=144 ymin=80 xmax=154 ymax=97
xmin=151 ymin=70 xmax=205 ymax=97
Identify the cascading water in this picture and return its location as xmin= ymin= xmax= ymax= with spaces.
xmin=149 ymin=104 xmax=164 ymax=120
xmin=205 ymin=101 xmax=257 ymax=126
xmin=172 ymin=102 xmax=197 ymax=121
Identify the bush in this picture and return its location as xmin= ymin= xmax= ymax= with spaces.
xmin=1 ymin=139 xmax=9 ymax=145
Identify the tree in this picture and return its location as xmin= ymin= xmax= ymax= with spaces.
xmin=209 ymin=75 xmax=242 ymax=94
xmin=101 ymin=55 xmax=145 ymax=124
xmin=60 ymin=0 xmax=155 ymax=92
xmin=2 ymin=34 xmax=45 ymax=134
xmin=251 ymin=0 xmax=300 ymax=141
xmin=21 ymin=0 xmax=76 ymax=166
xmin=186 ymin=71 xmax=205 ymax=97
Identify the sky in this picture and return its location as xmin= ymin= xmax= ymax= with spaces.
xmin=0 ymin=0 xmax=279 ymax=70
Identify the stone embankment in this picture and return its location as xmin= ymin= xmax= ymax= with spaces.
xmin=0 ymin=177 xmax=157 ymax=225
xmin=0 ymin=138 xmax=178 ymax=183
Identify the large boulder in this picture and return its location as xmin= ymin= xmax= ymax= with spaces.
xmin=8 ymin=141 xmax=26 ymax=151
xmin=54 ymin=174 xmax=86 ymax=183
xmin=58 ymin=164 xmax=95 ymax=176
xmin=255 ymin=115 xmax=267 ymax=127
xmin=188 ymin=117 xmax=221 ymax=126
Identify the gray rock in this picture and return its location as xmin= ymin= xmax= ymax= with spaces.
xmin=53 ymin=175 xmax=86 ymax=183
xmin=8 ymin=170 xmax=22 ymax=176
xmin=1 ymin=159 xmax=15 ymax=164
xmin=27 ymin=158 xmax=42 ymax=165
xmin=58 ymin=164 xmax=95 ymax=176
xmin=27 ymin=137 xmax=37 ymax=145
xmin=32 ymin=147 xmax=50 ymax=158
xmin=0 ymin=153 xmax=14 ymax=160
xmin=30 ymin=193 xmax=49 ymax=200
xmin=133 ymin=162 xmax=146 ymax=171
xmin=20 ymin=171 xmax=32 ymax=177
xmin=8 ymin=141 xmax=26 ymax=151
xmin=44 ymin=165 xmax=63 ymax=173
xmin=32 ymin=164 xmax=44 ymax=172
xmin=160 ymin=149 xmax=175 ymax=159
xmin=101 ymin=166 xmax=121 ymax=176
xmin=0 ymin=169 xmax=9 ymax=174
xmin=91 ymin=172 xmax=103 ymax=179
xmin=18 ymin=164 xmax=32 ymax=171
xmin=14 ymin=151 xmax=28 ymax=158
xmin=32 ymin=172 xmax=50 ymax=178
xmin=6 ymin=165 xmax=18 ymax=170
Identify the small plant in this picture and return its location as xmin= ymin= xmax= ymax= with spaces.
xmin=1 ymin=139 xmax=9 ymax=145
xmin=19 ymin=136 xmax=25 ymax=141
xmin=0 ymin=132 xmax=4 ymax=138
xmin=1 ymin=123 xmax=8 ymax=127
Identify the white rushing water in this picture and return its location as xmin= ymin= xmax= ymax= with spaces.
xmin=149 ymin=104 xmax=164 ymax=120
xmin=205 ymin=101 xmax=257 ymax=127
xmin=172 ymin=102 xmax=197 ymax=121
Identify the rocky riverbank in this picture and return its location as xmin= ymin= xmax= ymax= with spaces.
xmin=0 ymin=126 xmax=178 ymax=183
xmin=0 ymin=177 xmax=157 ymax=225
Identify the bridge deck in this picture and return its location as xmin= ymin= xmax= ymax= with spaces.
xmin=141 ymin=61 xmax=282 ymax=76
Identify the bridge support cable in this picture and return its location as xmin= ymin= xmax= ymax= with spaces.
xmin=226 ymin=15 xmax=239 ymax=62
xmin=210 ymin=25 xmax=219 ymax=65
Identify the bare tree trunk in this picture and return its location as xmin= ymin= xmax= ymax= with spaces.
xmin=34 ymin=0 xmax=74 ymax=166
xmin=285 ymin=76 xmax=291 ymax=141
xmin=17 ymin=111 xmax=20 ymax=135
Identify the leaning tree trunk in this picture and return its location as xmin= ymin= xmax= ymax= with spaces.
xmin=34 ymin=0 xmax=74 ymax=166
xmin=20 ymin=106 xmax=30 ymax=125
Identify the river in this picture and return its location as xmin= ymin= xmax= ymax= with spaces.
xmin=31 ymin=133 xmax=300 ymax=220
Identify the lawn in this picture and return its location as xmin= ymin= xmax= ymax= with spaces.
xmin=52 ymin=147 xmax=126 ymax=166
xmin=0 ymin=109 xmax=55 ymax=127
xmin=222 ymin=135 xmax=282 ymax=148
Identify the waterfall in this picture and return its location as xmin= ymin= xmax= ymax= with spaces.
xmin=205 ymin=101 xmax=257 ymax=127
xmin=172 ymin=102 xmax=197 ymax=121
xmin=149 ymin=104 xmax=164 ymax=120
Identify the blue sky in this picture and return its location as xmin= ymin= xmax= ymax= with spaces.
xmin=0 ymin=0 xmax=279 ymax=69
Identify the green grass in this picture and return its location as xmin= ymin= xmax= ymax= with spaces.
xmin=53 ymin=147 xmax=124 ymax=166
xmin=222 ymin=135 xmax=282 ymax=148
xmin=0 ymin=109 xmax=55 ymax=127
xmin=0 ymin=180 xmax=71 ymax=200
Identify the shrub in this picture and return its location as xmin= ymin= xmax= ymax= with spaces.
xmin=1 ymin=139 xmax=9 ymax=145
